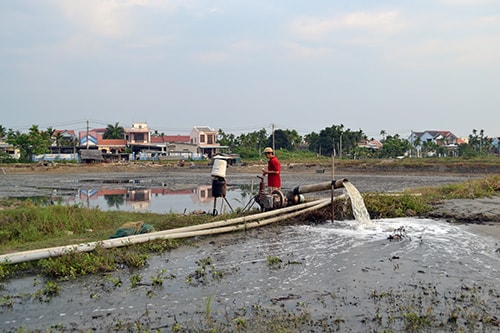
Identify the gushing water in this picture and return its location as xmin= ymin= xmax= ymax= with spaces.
xmin=342 ymin=181 xmax=371 ymax=224
xmin=1 ymin=218 xmax=499 ymax=332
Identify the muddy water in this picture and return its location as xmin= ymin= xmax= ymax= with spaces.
xmin=1 ymin=170 xmax=499 ymax=331
xmin=0 ymin=170 xmax=475 ymax=213
xmin=1 ymin=218 xmax=499 ymax=332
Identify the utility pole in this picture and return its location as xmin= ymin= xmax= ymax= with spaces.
xmin=86 ymin=120 xmax=89 ymax=150
xmin=271 ymin=123 xmax=275 ymax=152
xmin=331 ymin=153 xmax=335 ymax=221
xmin=339 ymin=134 xmax=343 ymax=159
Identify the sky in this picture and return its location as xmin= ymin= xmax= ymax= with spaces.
xmin=1 ymin=0 xmax=499 ymax=140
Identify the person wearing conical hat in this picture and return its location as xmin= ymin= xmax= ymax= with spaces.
xmin=262 ymin=147 xmax=281 ymax=191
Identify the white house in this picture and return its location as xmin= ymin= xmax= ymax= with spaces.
xmin=190 ymin=126 xmax=225 ymax=158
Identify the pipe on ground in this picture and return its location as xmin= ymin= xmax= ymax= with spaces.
xmin=0 ymin=196 xmax=345 ymax=265
xmin=290 ymin=179 xmax=347 ymax=195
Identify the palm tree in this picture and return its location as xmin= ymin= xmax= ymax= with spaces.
xmin=55 ymin=132 xmax=63 ymax=153
xmin=380 ymin=129 xmax=386 ymax=141
xmin=104 ymin=122 xmax=125 ymax=139
xmin=0 ymin=125 xmax=6 ymax=139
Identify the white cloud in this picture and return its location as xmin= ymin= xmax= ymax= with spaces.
xmin=476 ymin=14 xmax=500 ymax=26
xmin=284 ymin=42 xmax=336 ymax=60
xmin=452 ymin=36 xmax=500 ymax=65
xmin=291 ymin=10 xmax=408 ymax=41
xmin=57 ymin=1 xmax=131 ymax=38
xmin=387 ymin=35 xmax=500 ymax=69
xmin=54 ymin=0 xmax=183 ymax=38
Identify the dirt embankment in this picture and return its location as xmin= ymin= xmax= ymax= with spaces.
xmin=1 ymin=161 xmax=499 ymax=225
xmin=2 ymin=159 xmax=500 ymax=175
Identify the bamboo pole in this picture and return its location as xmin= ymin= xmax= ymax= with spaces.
xmin=331 ymin=154 xmax=335 ymax=221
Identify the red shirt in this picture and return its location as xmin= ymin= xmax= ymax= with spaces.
xmin=267 ymin=155 xmax=281 ymax=188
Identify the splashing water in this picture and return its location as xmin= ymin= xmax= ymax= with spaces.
xmin=342 ymin=181 xmax=371 ymax=224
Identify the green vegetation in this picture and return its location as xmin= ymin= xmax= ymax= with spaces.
xmin=0 ymin=174 xmax=497 ymax=282
xmin=5 ymin=125 xmax=54 ymax=161
xmin=217 ymin=124 xmax=499 ymax=159
xmin=103 ymin=122 xmax=125 ymax=139
xmin=0 ymin=202 xmax=215 ymax=254
xmin=363 ymin=174 xmax=498 ymax=220
xmin=2 ymin=121 xmax=499 ymax=163
xmin=0 ymin=173 xmax=498 ymax=332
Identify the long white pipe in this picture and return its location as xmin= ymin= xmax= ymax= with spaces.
xmin=0 ymin=196 xmax=342 ymax=265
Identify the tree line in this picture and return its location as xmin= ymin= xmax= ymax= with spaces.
xmin=0 ymin=123 xmax=124 ymax=162
xmin=0 ymin=123 xmax=497 ymax=162
xmin=218 ymin=125 xmax=498 ymax=159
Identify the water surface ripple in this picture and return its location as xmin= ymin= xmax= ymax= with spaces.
xmin=1 ymin=218 xmax=499 ymax=332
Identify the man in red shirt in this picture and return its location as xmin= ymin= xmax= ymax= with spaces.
xmin=262 ymin=147 xmax=281 ymax=191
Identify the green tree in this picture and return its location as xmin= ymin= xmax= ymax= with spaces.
xmin=0 ymin=125 xmax=6 ymax=139
xmin=234 ymin=128 xmax=268 ymax=158
xmin=378 ymin=134 xmax=410 ymax=158
xmin=55 ymin=132 xmax=63 ymax=153
xmin=104 ymin=122 xmax=124 ymax=139
xmin=274 ymin=129 xmax=302 ymax=150
xmin=151 ymin=130 xmax=164 ymax=137
xmin=217 ymin=129 xmax=237 ymax=150
xmin=267 ymin=129 xmax=292 ymax=150
xmin=306 ymin=124 xmax=365 ymax=157
xmin=6 ymin=125 xmax=52 ymax=161
xmin=380 ymin=129 xmax=386 ymax=141
xmin=458 ymin=142 xmax=478 ymax=158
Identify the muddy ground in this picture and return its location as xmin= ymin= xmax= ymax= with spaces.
xmin=0 ymin=162 xmax=499 ymax=332
xmin=1 ymin=161 xmax=499 ymax=226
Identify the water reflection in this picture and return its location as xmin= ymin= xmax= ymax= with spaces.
xmin=75 ymin=185 xmax=250 ymax=213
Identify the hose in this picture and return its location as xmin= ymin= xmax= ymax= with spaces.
xmin=0 ymin=196 xmax=344 ymax=265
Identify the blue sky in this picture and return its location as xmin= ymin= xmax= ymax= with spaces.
xmin=1 ymin=0 xmax=499 ymax=139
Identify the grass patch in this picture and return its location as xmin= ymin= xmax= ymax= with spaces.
xmin=0 ymin=175 xmax=498 ymax=281
xmin=364 ymin=174 xmax=499 ymax=219
xmin=0 ymin=202 xmax=220 ymax=254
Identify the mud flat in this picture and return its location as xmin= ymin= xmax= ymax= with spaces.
xmin=1 ymin=162 xmax=498 ymax=227
xmin=1 ymin=163 xmax=499 ymax=332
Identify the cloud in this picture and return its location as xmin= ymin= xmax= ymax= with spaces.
xmin=284 ymin=42 xmax=336 ymax=60
xmin=387 ymin=34 xmax=500 ymax=69
xmin=290 ymin=10 xmax=408 ymax=41
xmin=54 ymin=0 xmax=183 ymax=38
xmin=57 ymin=1 xmax=132 ymax=38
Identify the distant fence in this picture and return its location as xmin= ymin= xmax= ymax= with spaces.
xmin=130 ymin=152 xmax=204 ymax=161
xmin=32 ymin=153 xmax=79 ymax=162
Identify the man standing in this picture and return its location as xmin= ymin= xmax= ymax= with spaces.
xmin=262 ymin=147 xmax=281 ymax=191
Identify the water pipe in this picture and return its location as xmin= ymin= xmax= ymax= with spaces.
xmin=0 ymin=196 xmax=344 ymax=265
xmin=289 ymin=179 xmax=347 ymax=195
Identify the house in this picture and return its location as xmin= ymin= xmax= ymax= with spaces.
xmin=125 ymin=122 xmax=151 ymax=153
xmin=150 ymin=135 xmax=191 ymax=154
xmin=53 ymin=129 xmax=77 ymax=138
xmin=125 ymin=122 xmax=150 ymax=145
xmin=69 ymin=123 xmax=227 ymax=161
xmin=408 ymin=130 xmax=458 ymax=146
xmin=51 ymin=129 xmax=78 ymax=150
xmin=80 ymin=149 xmax=105 ymax=163
xmin=492 ymin=137 xmax=500 ymax=153
xmin=357 ymin=139 xmax=383 ymax=150
xmin=0 ymin=140 xmax=19 ymax=160
xmin=408 ymin=130 xmax=460 ymax=157
xmin=79 ymin=129 xmax=100 ymax=147
xmin=190 ymin=126 xmax=227 ymax=158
